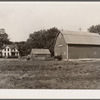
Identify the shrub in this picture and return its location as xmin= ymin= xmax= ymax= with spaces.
xmin=26 ymin=57 xmax=30 ymax=60
xmin=26 ymin=55 xmax=30 ymax=60
xmin=55 ymin=55 xmax=62 ymax=61
xmin=7 ymin=56 xmax=18 ymax=59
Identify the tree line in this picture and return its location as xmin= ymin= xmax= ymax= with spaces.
xmin=1 ymin=27 xmax=60 ymax=56
xmin=1 ymin=24 xmax=100 ymax=57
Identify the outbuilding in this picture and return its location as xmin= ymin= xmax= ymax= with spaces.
xmin=30 ymin=49 xmax=51 ymax=60
xmin=54 ymin=30 xmax=100 ymax=60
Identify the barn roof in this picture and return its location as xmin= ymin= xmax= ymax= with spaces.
xmin=31 ymin=49 xmax=51 ymax=55
xmin=61 ymin=30 xmax=100 ymax=45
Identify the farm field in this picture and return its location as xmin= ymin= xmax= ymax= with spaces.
xmin=0 ymin=59 xmax=100 ymax=89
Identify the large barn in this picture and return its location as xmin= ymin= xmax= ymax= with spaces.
xmin=54 ymin=30 xmax=100 ymax=60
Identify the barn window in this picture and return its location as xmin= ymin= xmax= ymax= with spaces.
xmin=8 ymin=53 xmax=9 ymax=57
xmin=58 ymin=45 xmax=63 ymax=47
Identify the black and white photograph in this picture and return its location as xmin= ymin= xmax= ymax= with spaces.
xmin=0 ymin=1 xmax=100 ymax=92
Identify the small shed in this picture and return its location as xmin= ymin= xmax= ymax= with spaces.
xmin=30 ymin=49 xmax=51 ymax=60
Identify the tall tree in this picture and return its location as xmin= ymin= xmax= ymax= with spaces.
xmin=27 ymin=27 xmax=60 ymax=56
xmin=15 ymin=41 xmax=31 ymax=56
xmin=45 ymin=27 xmax=60 ymax=56
xmin=0 ymin=29 xmax=11 ymax=48
xmin=88 ymin=24 xmax=100 ymax=33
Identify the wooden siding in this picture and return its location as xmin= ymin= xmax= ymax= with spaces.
xmin=68 ymin=44 xmax=100 ymax=59
xmin=31 ymin=54 xmax=51 ymax=60
xmin=54 ymin=33 xmax=68 ymax=59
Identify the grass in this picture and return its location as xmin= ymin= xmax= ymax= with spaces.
xmin=0 ymin=59 xmax=100 ymax=89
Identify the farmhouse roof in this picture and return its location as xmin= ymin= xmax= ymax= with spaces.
xmin=61 ymin=30 xmax=100 ymax=45
xmin=3 ymin=44 xmax=18 ymax=49
xmin=31 ymin=49 xmax=51 ymax=55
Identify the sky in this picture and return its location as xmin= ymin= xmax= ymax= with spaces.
xmin=0 ymin=2 xmax=100 ymax=42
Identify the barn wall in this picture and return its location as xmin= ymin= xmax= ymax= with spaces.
xmin=68 ymin=44 xmax=100 ymax=59
xmin=31 ymin=54 xmax=51 ymax=60
xmin=54 ymin=33 xmax=68 ymax=59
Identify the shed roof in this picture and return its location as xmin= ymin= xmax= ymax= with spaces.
xmin=61 ymin=30 xmax=100 ymax=45
xmin=31 ymin=49 xmax=51 ymax=55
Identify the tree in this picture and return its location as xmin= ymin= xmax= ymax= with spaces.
xmin=88 ymin=24 xmax=100 ymax=33
xmin=27 ymin=27 xmax=60 ymax=56
xmin=0 ymin=29 xmax=11 ymax=48
xmin=27 ymin=30 xmax=47 ymax=48
xmin=45 ymin=27 xmax=60 ymax=56
xmin=15 ymin=41 xmax=31 ymax=56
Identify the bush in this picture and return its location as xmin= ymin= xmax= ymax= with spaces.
xmin=26 ymin=55 xmax=30 ymax=60
xmin=26 ymin=57 xmax=30 ymax=60
xmin=55 ymin=55 xmax=62 ymax=61
xmin=7 ymin=56 xmax=18 ymax=59
xmin=0 ymin=56 xmax=4 ymax=58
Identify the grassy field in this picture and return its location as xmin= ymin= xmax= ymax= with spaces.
xmin=0 ymin=59 xmax=100 ymax=89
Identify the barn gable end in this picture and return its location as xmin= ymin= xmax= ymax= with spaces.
xmin=54 ymin=32 xmax=68 ymax=60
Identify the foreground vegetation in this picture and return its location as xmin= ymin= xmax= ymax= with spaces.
xmin=0 ymin=59 xmax=100 ymax=89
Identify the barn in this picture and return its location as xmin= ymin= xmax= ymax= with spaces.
xmin=54 ymin=30 xmax=100 ymax=60
xmin=30 ymin=49 xmax=51 ymax=60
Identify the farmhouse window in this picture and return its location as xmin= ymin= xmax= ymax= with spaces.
xmin=5 ymin=53 xmax=6 ymax=56
xmin=8 ymin=53 xmax=9 ymax=56
xmin=8 ymin=48 xmax=9 ymax=51
xmin=15 ymin=53 xmax=18 ymax=56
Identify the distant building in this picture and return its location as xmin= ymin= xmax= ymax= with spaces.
xmin=0 ymin=44 xmax=19 ymax=58
xmin=30 ymin=49 xmax=51 ymax=60
xmin=54 ymin=30 xmax=100 ymax=60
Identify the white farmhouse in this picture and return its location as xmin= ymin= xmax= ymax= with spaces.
xmin=1 ymin=44 xmax=19 ymax=58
